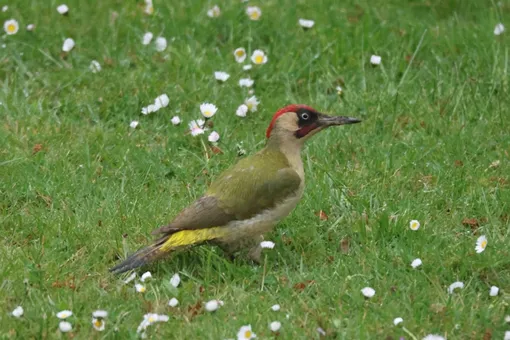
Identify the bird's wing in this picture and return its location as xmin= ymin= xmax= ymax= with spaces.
xmin=152 ymin=149 xmax=301 ymax=236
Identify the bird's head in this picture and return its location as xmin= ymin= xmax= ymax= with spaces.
xmin=265 ymin=104 xmax=361 ymax=145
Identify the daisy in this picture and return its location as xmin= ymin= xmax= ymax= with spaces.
xmin=269 ymin=321 xmax=281 ymax=332
xmin=144 ymin=0 xmax=154 ymax=15
xmin=92 ymin=318 xmax=105 ymax=331
xmin=59 ymin=321 xmax=72 ymax=333
xmin=3 ymin=19 xmax=19 ymax=35
xmin=361 ymin=287 xmax=375 ymax=298
xmin=11 ymin=306 xmax=23 ymax=318
xmin=2 ymin=5 xmax=7 ymax=12
xmin=62 ymin=38 xmax=75 ymax=52
xmin=141 ymin=271 xmax=152 ymax=282
xmin=489 ymin=286 xmax=499 ymax=296
xmin=57 ymin=4 xmax=69 ymax=15
xmin=234 ymin=48 xmax=247 ymax=63
xmin=89 ymin=60 xmax=101 ymax=73
xmin=130 ymin=120 xmax=139 ymax=129
xmin=92 ymin=310 xmax=108 ymax=318
xmin=208 ymin=131 xmax=220 ymax=143
xmin=205 ymin=299 xmax=223 ymax=312
xmin=448 ymin=281 xmax=464 ymax=294
xmin=168 ymin=298 xmax=179 ymax=307
xmin=26 ymin=24 xmax=35 ymax=31
xmin=423 ymin=335 xmax=445 ymax=340
xmin=251 ymin=50 xmax=268 ymax=65
xmin=123 ymin=272 xmax=136 ymax=284
xmin=171 ymin=116 xmax=181 ymax=125
xmin=505 ymin=331 xmax=510 ymax=340
xmin=200 ymin=103 xmax=218 ymax=118
xmin=271 ymin=304 xmax=280 ymax=311
xmin=236 ymin=104 xmax=248 ymax=117
xmin=246 ymin=6 xmax=261 ymax=21
xmin=56 ymin=310 xmax=73 ymax=319
xmin=189 ymin=120 xmax=205 ymax=136
xmin=239 ymin=78 xmax=254 ymax=87
xmin=142 ymin=32 xmax=153 ymax=45
xmin=475 ymin=235 xmax=487 ymax=253
xmin=370 ymin=55 xmax=382 ymax=65
xmin=214 ymin=71 xmax=230 ymax=82
xmin=505 ymin=315 xmax=510 ymax=323
xmin=137 ymin=313 xmax=169 ymax=334
xmin=336 ymin=86 xmax=343 ymax=95
xmin=411 ymin=258 xmax=422 ymax=268
xmin=237 ymin=325 xmax=256 ymax=340
xmin=393 ymin=317 xmax=403 ymax=326
xmin=409 ymin=219 xmax=420 ymax=231
xmin=317 ymin=327 xmax=326 ymax=336
xmin=299 ymin=19 xmax=315 ymax=28
xmin=155 ymin=37 xmax=167 ymax=52
xmin=207 ymin=5 xmax=221 ymax=18
xmin=135 ymin=283 xmax=146 ymax=293
xmin=245 ymin=96 xmax=260 ymax=112
xmin=155 ymin=94 xmax=169 ymax=108
xmin=243 ymin=64 xmax=252 ymax=71
xmin=170 ymin=273 xmax=181 ymax=287
xmin=260 ymin=241 xmax=275 ymax=249
xmin=494 ymin=23 xmax=505 ymax=36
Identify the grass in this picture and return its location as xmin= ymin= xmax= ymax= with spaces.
xmin=1 ymin=0 xmax=509 ymax=338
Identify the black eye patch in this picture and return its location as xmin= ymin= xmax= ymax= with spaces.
xmin=296 ymin=108 xmax=318 ymax=127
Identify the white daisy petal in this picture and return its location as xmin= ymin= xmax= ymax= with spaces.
xmin=155 ymin=94 xmax=170 ymax=108
xmin=260 ymin=241 xmax=275 ymax=249
xmin=207 ymin=5 xmax=221 ymax=18
xmin=393 ymin=317 xmax=403 ymax=326
xmin=475 ymin=235 xmax=487 ymax=253
xmin=123 ymin=272 xmax=136 ymax=284
xmin=170 ymin=273 xmax=181 ymax=287
xmin=361 ymin=287 xmax=375 ymax=298
xmin=141 ymin=271 xmax=152 ymax=282
xmin=494 ymin=23 xmax=505 ymax=36
xmin=239 ymin=78 xmax=254 ymax=88
xmin=244 ymin=96 xmax=260 ymax=112
xmin=155 ymin=37 xmax=167 ymax=52
xmin=89 ymin=60 xmax=101 ymax=73
xmin=92 ymin=318 xmax=105 ymax=331
xmin=448 ymin=281 xmax=464 ymax=294
xmin=56 ymin=310 xmax=73 ymax=319
xmin=269 ymin=321 xmax=281 ymax=332
xmin=57 ymin=4 xmax=69 ymax=15
xmin=92 ymin=310 xmax=108 ymax=318
xmin=271 ymin=304 xmax=280 ymax=311
xmin=142 ymin=32 xmax=153 ymax=45
xmin=62 ymin=38 xmax=75 ymax=52
xmin=370 ymin=55 xmax=382 ymax=65
xmin=135 ymin=283 xmax=146 ymax=293
xmin=299 ymin=19 xmax=315 ymax=28
xmin=236 ymin=104 xmax=248 ymax=117
xmin=205 ymin=300 xmax=221 ymax=312
xmin=168 ymin=298 xmax=179 ymax=307
xmin=208 ymin=131 xmax=220 ymax=143
xmin=26 ymin=24 xmax=35 ymax=31
xmin=171 ymin=116 xmax=181 ymax=125
xmin=11 ymin=306 xmax=23 ymax=318
xmin=489 ymin=286 xmax=499 ymax=296
xmin=423 ymin=335 xmax=445 ymax=340
xmin=243 ymin=64 xmax=252 ymax=71
xmin=214 ymin=71 xmax=230 ymax=82
xmin=411 ymin=258 xmax=422 ymax=268
xmin=59 ymin=321 xmax=72 ymax=333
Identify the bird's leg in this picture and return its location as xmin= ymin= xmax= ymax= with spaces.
xmin=247 ymin=235 xmax=264 ymax=264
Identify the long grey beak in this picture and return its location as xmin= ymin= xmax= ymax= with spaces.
xmin=318 ymin=114 xmax=362 ymax=126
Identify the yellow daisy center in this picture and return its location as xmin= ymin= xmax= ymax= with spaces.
xmin=94 ymin=320 xmax=102 ymax=327
xmin=204 ymin=111 xmax=211 ymax=117
xmin=7 ymin=24 xmax=16 ymax=33
xmin=148 ymin=316 xmax=156 ymax=323
xmin=250 ymin=12 xmax=259 ymax=20
xmin=236 ymin=50 xmax=245 ymax=57
xmin=244 ymin=330 xmax=252 ymax=338
xmin=255 ymin=55 xmax=263 ymax=64
xmin=147 ymin=5 xmax=154 ymax=14
xmin=481 ymin=240 xmax=487 ymax=248
xmin=411 ymin=222 xmax=418 ymax=229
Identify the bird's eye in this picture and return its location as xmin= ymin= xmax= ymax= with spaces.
xmin=301 ymin=113 xmax=309 ymax=120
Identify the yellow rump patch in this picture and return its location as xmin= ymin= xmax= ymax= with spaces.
xmin=160 ymin=227 xmax=226 ymax=251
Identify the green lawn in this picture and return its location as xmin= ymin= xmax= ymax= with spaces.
xmin=1 ymin=0 xmax=509 ymax=339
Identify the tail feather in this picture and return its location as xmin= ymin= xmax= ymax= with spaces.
xmin=109 ymin=227 xmax=227 ymax=274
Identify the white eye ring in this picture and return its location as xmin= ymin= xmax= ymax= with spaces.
xmin=301 ymin=113 xmax=309 ymax=120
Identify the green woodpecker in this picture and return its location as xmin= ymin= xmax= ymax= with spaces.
xmin=110 ymin=104 xmax=361 ymax=273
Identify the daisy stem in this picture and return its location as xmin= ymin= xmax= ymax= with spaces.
xmin=200 ymin=137 xmax=209 ymax=161
xmin=260 ymin=254 xmax=267 ymax=292
xmin=402 ymin=327 xmax=419 ymax=340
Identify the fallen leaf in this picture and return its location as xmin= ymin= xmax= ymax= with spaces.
xmin=210 ymin=146 xmax=223 ymax=154
xmin=462 ymin=218 xmax=479 ymax=233
xmin=340 ymin=238 xmax=350 ymax=254
xmin=293 ymin=280 xmax=315 ymax=291
xmin=187 ymin=301 xmax=202 ymax=319
xmin=483 ymin=328 xmax=492 ymax=340
xmin=316 ymin=210 xmax=328 ymax=221
xmin=32 ymin=144 xmax=43 ymax=154
xmin=430 ymin=302 xmax=446 ymax=314
xmin=489 ymin=160 xmax=500 ymax=168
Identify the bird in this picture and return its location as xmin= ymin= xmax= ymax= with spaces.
xmin=110 ymin=104 xmax=361 ymax=274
